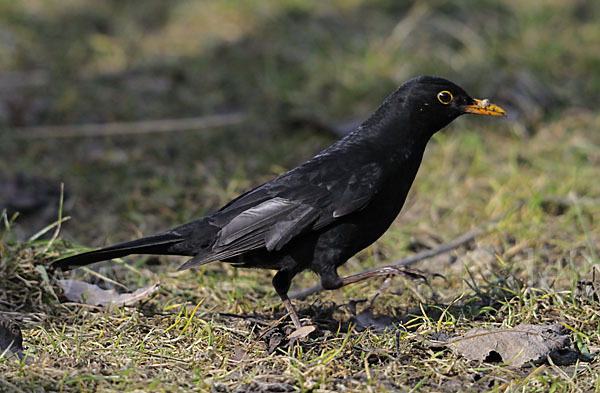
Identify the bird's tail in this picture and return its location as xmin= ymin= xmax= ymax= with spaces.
xmin=51 ymin=231 xmax=185 ymax=271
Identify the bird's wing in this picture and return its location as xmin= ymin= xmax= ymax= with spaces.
xmin=214 ymin=197 xmax=320 ymax=253
xmin=297 ymin=161 xmax=383 ymax=229
xmin=180 ymin=197 xmax=320 ymax=268
xmin=184 ymin=161 xmax=383 ymax=266
xmin=330 ymin=167 xmax=382 ymax=218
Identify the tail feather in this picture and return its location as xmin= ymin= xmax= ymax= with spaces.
xmin=52 ymin=232 xmax=184 ymax=271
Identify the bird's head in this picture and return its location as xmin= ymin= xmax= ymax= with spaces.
xmin=392 ymin=76 xmax=506 ymax=136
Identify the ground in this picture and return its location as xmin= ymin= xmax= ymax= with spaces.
xmin=0 ymin=1 xmax=599 ymax=392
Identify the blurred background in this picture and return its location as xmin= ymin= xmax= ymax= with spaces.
xmin=0 ymin=0 xmax=598 ymax=247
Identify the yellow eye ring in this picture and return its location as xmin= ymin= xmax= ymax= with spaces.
xmin=437 ymin=90 xmax=453 ymax=104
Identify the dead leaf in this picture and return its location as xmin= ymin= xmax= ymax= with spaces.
xmin=287 ymin=325 xmax=315 ymax=340
xmin=353 ymin=309 xmax=399 ymax=333
xmin=442 ymin=323 xmax=573 ymax=367
xmin=576 ymin=265 xmax=600 ymax=303
xmin=0 ymin=317 xmax=28 ymax=362
xmin=231 ymin=345 xmax=248 ymax=362
xmin=57 ymin=279 xmax=160 ymax=309
xmin=267 ymin=332 xmax=284 ymax=353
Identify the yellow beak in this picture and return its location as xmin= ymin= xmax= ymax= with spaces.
xmin=462 ymin=98 xmax=506 ymax=117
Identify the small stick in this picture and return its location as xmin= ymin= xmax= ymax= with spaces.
xmin=12 ymin=113 xmax=245 ymax=139
xmin=291 ymin=215 xmax=502 ymax=300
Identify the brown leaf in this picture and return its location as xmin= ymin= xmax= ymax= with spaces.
xmin=444 ymin=323 xmax=573 ymax=367
xmin=287 ymin=325 xmax=315 ymax=340
xmin=231 ymin=345 xmax=248 ymax=362
xmin=267 ymin=332 xmax=284 ymax=353
xmin=576 ymin=264 xmax=600 ymax=303
xmin=57 ymin=279 xmax=160 ymax=309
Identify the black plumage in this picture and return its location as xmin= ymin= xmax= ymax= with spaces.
xmin=52 ymin=76 xmax=505 ymax=328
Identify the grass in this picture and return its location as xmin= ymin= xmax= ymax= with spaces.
xmin=1 ymin=0 xmax=600 ymax=392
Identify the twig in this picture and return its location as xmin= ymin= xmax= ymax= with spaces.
xmin=10 ymin=113 xmax=245 ymax=139
xmin=0 ymin=70 xmax=48 ymax=89
xmin=291 ymin=215 xmax=502 ymax=300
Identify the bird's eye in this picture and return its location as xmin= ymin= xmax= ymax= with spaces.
xmin=437 ymin=91 xmax=453 ymax=104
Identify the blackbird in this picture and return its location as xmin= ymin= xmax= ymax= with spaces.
xmin=52 ymin=76 xmax=505 ymax=328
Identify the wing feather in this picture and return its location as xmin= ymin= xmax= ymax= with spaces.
xmin=264 ymin=204 xmax=320 ymax=251
xmin=215 ymin=197 xmax=296 ymax=247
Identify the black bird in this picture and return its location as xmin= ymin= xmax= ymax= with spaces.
xmin=52 ymin=76 xmax=505 ymax=328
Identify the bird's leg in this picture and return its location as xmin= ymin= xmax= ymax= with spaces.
xmin=319 ymin=265 xmax=431 ymax=296
xmin=340 ymin=265 xmax=431 ymax=286
xmin=273 ymin=269 xmax=303 ymax=329
xmin=281 ymin=296 xmax=303 ymax=330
